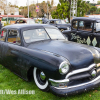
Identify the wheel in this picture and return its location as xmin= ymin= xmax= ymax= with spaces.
xmin=33 ymin=67 xmax=49 ymax=91
xmin=60 ymin=29 xmax=64 ymax=32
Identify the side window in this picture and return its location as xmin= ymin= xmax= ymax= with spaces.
xmin=72 ymin=21 xmax=78 ymax=29
xmin=0 ymin=29 xmax=7 ymax=41
xmin=78 ymin=21 xmax=93 ymax=31
xmin=15 ymin=20 xmax=20 ymax=24
xmin=7 ymin=30 xmax=21 ymax=45
xmin=20 ymin=20 xmax=26 ymax=23
xmin=49 ymin=21 xmax=55 ymax=24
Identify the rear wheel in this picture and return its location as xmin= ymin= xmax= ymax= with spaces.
xmin=33 ymin=67 xmax=49 ymax=91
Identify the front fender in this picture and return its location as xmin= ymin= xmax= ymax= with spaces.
xmin=19 ymin=47 xmax=67 ymax=80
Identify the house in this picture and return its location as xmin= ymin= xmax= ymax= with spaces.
xmin=95 ymin=5 xmax=100 ymax=9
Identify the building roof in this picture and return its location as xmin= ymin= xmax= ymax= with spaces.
xmin=1 ymin=15 xmax=24 ymax=18
xmin=95 ymin=5 xmax=100 ymax=7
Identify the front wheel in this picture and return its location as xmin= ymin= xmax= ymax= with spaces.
xmin=33 ymin=67 xmax=49 ymax=91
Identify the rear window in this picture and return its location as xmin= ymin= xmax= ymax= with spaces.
xmin=78 ymin=21 xmax=93 ymax=32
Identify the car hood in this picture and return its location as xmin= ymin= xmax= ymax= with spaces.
xmin=57 ymin=23 xmax=71 ymax=27
xmin=27 ymin=40 xmax=94 ymax=70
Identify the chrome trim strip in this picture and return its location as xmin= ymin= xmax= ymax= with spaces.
xmin=65 ymin=63 xmax=96 ymax=79
xmin=49 ymin=78 xmax=69 ymax=83
xmin=53 ymin=75 xmax=100 ymax=90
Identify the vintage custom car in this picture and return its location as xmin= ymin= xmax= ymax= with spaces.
xmin=1 ymin=24 xmax=100 ymax=96
xmin=42 ymin=18 xmax=71 ymax=31
xmin=62 ymin=17 xmax=100 ymax=48
xmin=15 ymin=18 xmax=35 ymax=24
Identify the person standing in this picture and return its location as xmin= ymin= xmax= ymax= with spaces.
xmin=0 ymin=16 xmax=2 ymax=33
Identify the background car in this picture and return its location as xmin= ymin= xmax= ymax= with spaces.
xmin=62 ymin=17 xmax=100 ymax=48
xmin=15 ymin=18 xmax=35 ymax=24
xmin=42 ymin=18 xmax=71 ymax=32
xmin=1 ymin=24 xmax=100 ymax=96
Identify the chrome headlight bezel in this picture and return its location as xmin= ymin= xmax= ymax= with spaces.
xmin=59 ymin=61 xmax=70 ymax=75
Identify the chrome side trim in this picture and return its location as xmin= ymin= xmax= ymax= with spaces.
xmin=53 ymin=75 xmax=100 ymax=90
xmin=49 ymin=78 xmax=69 ymax=83
xmin=65 ymin=63 xmax=96 ymax=79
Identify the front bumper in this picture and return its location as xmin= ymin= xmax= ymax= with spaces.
xmin=49 ymin=63 xmax=100 ymax=96
xmin=50 ymin=75 xmax=100 ymax=96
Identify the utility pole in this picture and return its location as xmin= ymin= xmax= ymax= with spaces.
xmin=70 ymin=0 xmax=77 ymax=22
xmin=27 ymin=0 xmax=29 ymax=18
xmin=47 ymin=0 xmax=49 ymax=19
xmin=37 ymin=0 xmax=38 ymax=19
xmin=6 ymin=0 xmax=8 ymax=23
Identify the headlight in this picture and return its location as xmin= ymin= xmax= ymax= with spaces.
xmin=59 ymin=61 xmax=69 ymax=74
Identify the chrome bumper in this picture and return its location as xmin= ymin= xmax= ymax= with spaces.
xmin=49 ymin=63 xmax=96 ymax=87
xmin=49 ymin=63 xmax=100 ymax=96
xmin=50 ymin=75 xmax=100 ymax=96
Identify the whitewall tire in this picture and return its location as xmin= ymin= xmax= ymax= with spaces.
xmin=33 ymin=67 xmax=49 ymax=91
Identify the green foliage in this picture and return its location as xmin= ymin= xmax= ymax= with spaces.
xmin=52 ymin=1 xmax=70 ymax=19
xmin=90 ymin=6 xmax=97 ymax=15
xmin=29 ymin=12 xmax=31 ymax=17
xmin=51 ymin=0 xmax=89 ymax=21
xmin=0 ymin=64 xmax=100 ymax=99
xmin=77 ymin=0 xmax=90 ymax=17
xmin=97 ymin=0 xmax=100 ymax=4
xmin=4 ymin=22 xmax=10 ymax=26
xmin=95 ymin=8 xmax=100 ymax=14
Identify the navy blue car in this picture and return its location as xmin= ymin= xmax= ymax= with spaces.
xmin=0 ymin=24 xmax=100 ymax=96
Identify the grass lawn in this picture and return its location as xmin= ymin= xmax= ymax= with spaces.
xmin=0 ymin=64 xmax=100 ymax=100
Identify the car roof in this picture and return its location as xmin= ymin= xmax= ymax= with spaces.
xmin=16 ymin=18 xmax=33 ymax=21
xmin=72 ymin=17 xmax=100 ymax=22
xmin=50 ymin=19 xmax=61 ymax=21
xmin=3 ymin=24 xmax=57 ymax=30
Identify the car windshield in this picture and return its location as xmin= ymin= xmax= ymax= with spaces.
xmin=45 ymin=28 xmax=65 ymax=39
xmin=23 ymin=28 xmax=65 ymax=43
xmin=56 ymin=20 xmax=66 ymax=24
xmin=27 ymin=19 xmax=35 ymax=24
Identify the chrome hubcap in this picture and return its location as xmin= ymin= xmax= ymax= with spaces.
xmin=40 ymin=72 xmax=46 ymax=80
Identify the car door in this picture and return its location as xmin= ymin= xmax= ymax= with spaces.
xmin=0 ymin=29 xmax=7 ymax=65
xmin=70 ymin=20 xmax=94 ymax=46
xmin=68 ymin=20 xmax=78 ymax=42
xmin=5 ymin=29 xmax=22 ymax=75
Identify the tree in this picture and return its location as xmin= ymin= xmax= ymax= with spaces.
xmin=0 ymin=0 xmax=6 ymax=9
xmin=51 ymin=0 xmax=70 ymax=19
xmin=77 ymin=0 xmax=90 ymax=17
xmin=97 ymin=0 xmax=100 ymax=4
xmin=19 ymin=6 xmax=28 ymax=17
xmin=90 ymin=6 xmax=97 ymax=15
xmin=51 ymin=0 xmax=90 ymax=22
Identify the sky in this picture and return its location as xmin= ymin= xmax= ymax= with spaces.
xmin=7 ymin=0 xmax=98 ymax=7
xmin=7 ymin=0 xmax=59 ymax=6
